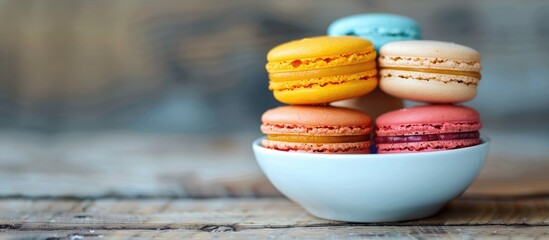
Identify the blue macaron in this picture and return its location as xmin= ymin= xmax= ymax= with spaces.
xmin=328 ymin=13 xmax=421 ymax=51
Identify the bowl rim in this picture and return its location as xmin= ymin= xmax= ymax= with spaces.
xmin=253 ymin=135 xmax=490 ymax=159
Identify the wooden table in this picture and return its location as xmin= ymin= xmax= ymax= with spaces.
xmin=1 ymin=132 xmax=548 ymax=239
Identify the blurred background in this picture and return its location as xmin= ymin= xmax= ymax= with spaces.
xmin=0 ymin=0 xmax=547 ymax=198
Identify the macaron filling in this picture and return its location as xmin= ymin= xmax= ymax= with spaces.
xmin=269 ymin=61 xmax=377 ymax=91
xmin=381 ymin=67 xmax=481 ymax=78
xmin=267 ymin=134 xmax=371 ymax=143
xmin=269 ymin=62 xmax=376 ymax=81
xmin=375 ymin=131 xmax=479 ymax=144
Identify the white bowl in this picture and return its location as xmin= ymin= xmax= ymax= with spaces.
xmin=253 ymin=136 xmax=490 ymax=222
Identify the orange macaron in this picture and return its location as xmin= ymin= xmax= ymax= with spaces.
xmin=266 ymin=36 xmax=378 ymax=105
xmin=260 ymin=105 xmax=372 ymax=153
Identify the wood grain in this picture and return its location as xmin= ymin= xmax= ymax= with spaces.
xmin=1 ymin=226 xmax=548 ymax=240
xmin=0 ymin=198 xmax=547 ymax=239
xmin=1 ymin=132 xmax=548 ymax=199
xmin=0 ymin=198 xmax=547 ymax=229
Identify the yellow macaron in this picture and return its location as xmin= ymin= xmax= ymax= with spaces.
xmin=266 ymin=36 xmax=377 ymax=105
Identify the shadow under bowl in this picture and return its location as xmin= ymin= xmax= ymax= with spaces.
xmin=252 ymin=136 xmax=490 ymax=222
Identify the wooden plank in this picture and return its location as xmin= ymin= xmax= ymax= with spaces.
xmin=0 ymin=198 xmax=547 ymax=230
xmin=1 ymin=132 xmax=548 ymax=199
xmin=1 ymin=226 xmax=548 ymax=240
xmin=0 ymin=132 xmax=280 ymax=198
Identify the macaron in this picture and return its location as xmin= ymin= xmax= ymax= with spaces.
xmin=261 ymin=105 xmax=372 ymax=153
xmin=379 ymin=40 xmax=481 ymax=103
xmin=328 ymin=13 xmax=421 ymax=51
xmin=265 ymin=36 xmax=377 ymax=105
xmin=375 ymin=105 xmax=482 ymax=153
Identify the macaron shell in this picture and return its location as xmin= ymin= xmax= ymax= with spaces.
xmin=267 ymin=36 xmax=374 ymax=61
xmin=375 ymin=105 xmax=481 ymax=136
xmin=327 ymin=13 xmax=421 ymax=51
xmin=376 ymin=139 xmax=480 ymax=153
xmin=328 ymin=14 xmax=420 ymax=36
xmin=379 ymin=40 xmax=481 ymax=72
xmin=376 ymin=105 xmax=480 ymax=125
xmin=380 ymin=40 xmax=480 ymax=60
xmin=262 ymin=105 xmax=372 ymax=127
xmin=379 ymin=73 xmax=477 ymax=103
xmin=262 ymin=139 xmax=371 ymax=153
xmin=273 ymin=77 xmax=378 ymax=105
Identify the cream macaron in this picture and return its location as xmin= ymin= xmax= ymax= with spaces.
xmin=378 ymin=40 xmax=481 ymax=103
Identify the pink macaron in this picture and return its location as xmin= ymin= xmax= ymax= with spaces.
xmin=375 ymin=105 xmax=482 ymax=153
xmin=261 ymin=105 xmax=372 ymax=153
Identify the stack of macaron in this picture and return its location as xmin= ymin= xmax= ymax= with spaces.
xmin=262 ymin=36 xmax=377 ymax=153
xmin=260 ymin=13 xmax=483 ymax=154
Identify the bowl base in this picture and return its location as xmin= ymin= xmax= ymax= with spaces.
xmin=304 ymin=203 xmax=446 ymax=223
